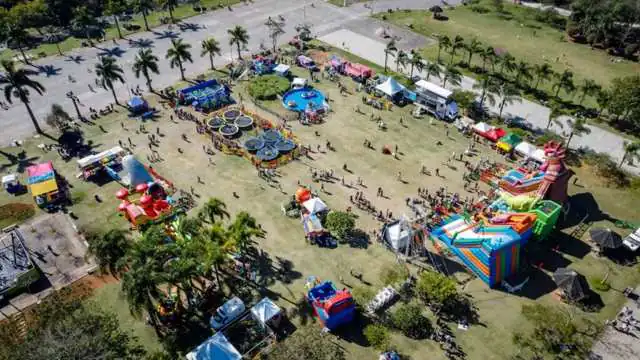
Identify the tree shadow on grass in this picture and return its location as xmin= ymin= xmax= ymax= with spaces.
xmin=129 ymin=38 xmax=155 ymax=49
xmin=558 ymin=192 xmax=619 ymax=230
xmin=97 ymin=46 xmax=126 ymax=58
xmin=32 ymin=64 xmax=62 ymax=77
xmin=64 ymin=55 xmax=85 ymax=64
xmin=511 ymin=265 xmax=559 ymax=300
xmin=178 ymin=22 xmax=202 ymax=32
xmin=0 ymin=149 xmax=40 ymax=173
xmin=346 ymin=229 xmax=370 ymax=249
xmin=333 ymin=312 xmax=370 ymax=347
xmin=154 ymin=30 xmax=180 ymax=40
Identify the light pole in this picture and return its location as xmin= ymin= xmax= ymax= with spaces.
xmin=66 ymin=91 xmax=82 ymax=120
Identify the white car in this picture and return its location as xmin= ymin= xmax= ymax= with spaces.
xmin=210 ymin=297 xmax=246 ymax=330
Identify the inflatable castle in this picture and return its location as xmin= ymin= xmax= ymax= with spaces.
xmin=431 ymin=141 xmax=567 ymax=287
xmin=115 ymin=155 xmax=179 ymax=230
xmin=305 ymin=276 xmax=355 ymax=331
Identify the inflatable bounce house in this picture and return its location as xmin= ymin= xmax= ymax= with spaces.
xmin=305 ymin=276 xmax=355 ymax=331
xmin=483 ymin=141 xmax=572 ymax=204
xmin=177 ymin=80 xmax=232 ymax=112
xmin=115 ymin=155 xmax=178 ymax=230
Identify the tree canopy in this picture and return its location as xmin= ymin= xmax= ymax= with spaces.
xmin=324 ymin=211 xmax=356 ymax=241
xmin=416 ymin=271 xmax=458 ymax=309
xmin=266 ymin=325 xmax=345 ymax=360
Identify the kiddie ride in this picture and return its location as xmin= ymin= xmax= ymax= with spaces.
xmin=305 ymin=276 xmax=356 ymax=331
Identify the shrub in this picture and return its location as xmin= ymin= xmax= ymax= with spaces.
xmin=0 ymin=203 xmax=36 ymax=228
xmin=379 ymin=264 xmax=409 ymax=286
xmin=363 ymin=324 xmax=391 ymax=350
xmin=589 ymin=276 xmax=611 ymax=292
xmin=470 ymin=5 xmax=490 ymax=13
xmin=416 ymin=271 xmax=458 ymax=308
xmin=352 ymin=286 xmax=376 ymax=306
xmin=391 ymin=303 xmax=432 ymax=339
xmin=324 ymin=211 xmax=356 ymax=241
xmin=247 ymin=75 xmax=290 ymax=100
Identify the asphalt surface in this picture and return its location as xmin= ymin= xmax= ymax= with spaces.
xmin=0 ymin=0 xmax=636 ymax=174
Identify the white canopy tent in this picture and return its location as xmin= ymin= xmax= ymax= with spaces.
xmin=532 ymin=149 xmax=547 ymax=163
xmin=515 ymin=142 xmax=546 ymax=163
xmin=383 ymin=220 xmax=411 ymax=251
xmin=250 ymin=298 xmax=283 ymax=327
xmin=273 ymin=64 xmax=290 ymax=76
xmin=186 ymin=333 xmax=241 ymax=360
xmin=292 ymin=77 xmax=307 ymax=89
xmin=472 ymin=122 xmax=494 ymax=133
xmin=375 ymin=77 xmax=405 ymax=97
xmin=302 ymin=197 xmax=328 ymax=214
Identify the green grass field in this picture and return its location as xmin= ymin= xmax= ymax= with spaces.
xmin=374 ymin=1 xmax=640 ymax=105
xmin=1 ymin=55 xmax=639 ymax=358
xmin=0 ymin=0 xmax=243 ymax=62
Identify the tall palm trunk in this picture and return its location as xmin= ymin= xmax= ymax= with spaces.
xmin=142 ymin=11 xmax=150 ymax=31
xmin=236 ymin=43 xmax=242 ymax=60
xmin=113 ymin=15 xmax=123 ymax=39
xmin=384 ymin=53 xmax=388 ymax=72
xmin=168 ymin=7 xmax=175 ymax=23
xmin=109 ymin=85 xmax=119 ymax=104
xmin=17 ymin=43 xmax=29 ymax=64
xmin=55 ymin=42 xmax=63 ymax=56
xmin=566 ymin=132 xmax=574 ymax=149
xmin=177 ymin=58 xmax=185 ymax=80
xmin=22 ymin=100 xmax=42 ymax=133
xmin=144 ymin=71 xmax=153 ymax=92
xmin=437 ymin=46 xmax=442 ymax=63
xmin=209 ymin=54 xmax=215 ymax=70
xmin=534 ymin=77 xmax=541 ymax=90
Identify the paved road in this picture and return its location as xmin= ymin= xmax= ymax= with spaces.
xmin=0 ymin=0 xmax=636 ymax=175
xmin=0 ymin=0 xmax=451 ymax=146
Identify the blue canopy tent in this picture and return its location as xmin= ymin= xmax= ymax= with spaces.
xmin=127 ymin=96 xmax=148 ymax=114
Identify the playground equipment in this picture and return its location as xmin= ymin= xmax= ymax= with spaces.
xmin=177 ymin=79 xmax=232 ymax=112
xmin=365 ymin=286 xmax=399 ymax=314
xmin=26 ymin=162 xmax=66 ymax=210
xmin=2 ymin=174 xmax=24 ymax=195
xmin=295 ymin=188 xmax=334 ymax=247
xmin=282 ymin=87 xmax=328 ymax=114
xmin=305 ymin=277 xmax=356 ymax=331
xmin=343 ymin=62 xmax=373 ymax=81
xmin=76 ymin=146 xmax=126 ymax=181
xmin=207 ymin=116 xmax=225 ymax=131
xmin=251 ymin=55 xmax=276 ymax=75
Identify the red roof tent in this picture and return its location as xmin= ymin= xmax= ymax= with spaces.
xmin=343 ymin=62 xmax=373 ymax=79
xmin=473 ymin=123 xmax=507 ymax=142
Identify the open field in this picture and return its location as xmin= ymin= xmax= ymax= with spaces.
xmin=1 ymin=56 xmax=640 ymax=358
xmin=0 ymin=0 xmax=244 ymax=62
xmin=374 ymin=1 xmax=640 ymax=104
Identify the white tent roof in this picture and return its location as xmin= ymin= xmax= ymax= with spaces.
xmin=186 ymin=333 xmax=241 ymax=360
xmin=375 ymin=77 xmax=405 ymax=96
xmin=292 ymin=77 xmax=307 ymax=88
xmin=77 ymin=146 xmax=125 ymax=168
xmin=2 ymin=174 xmax=17 ymax=185
xmin=250 ymin=298 xmax=282 ymax=324
xmin=384 ymin=221 xmax=410 ymax=251
xmin=415 ymin=80 xmax=452 ymax=98
xmin=472 ymin=122 xmax=494 ymax=133
xmin=274 ymin=64 xmax=290 ymax=73
xmin=515 ymin=141 xmax=537 ymax=157
xmin=532 ymin=149 xmax=546 ymax=163
xmin=303 ymin=197 xmax=328 ymax=214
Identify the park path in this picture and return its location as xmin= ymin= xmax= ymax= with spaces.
xmin=0 ymin=0 xmax=636 ymax=175
xmin=318 ymin=22 xmax=639 ymax=175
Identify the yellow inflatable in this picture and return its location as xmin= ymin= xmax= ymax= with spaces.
xmin=500 ymin=192 xmax=539 ymax=211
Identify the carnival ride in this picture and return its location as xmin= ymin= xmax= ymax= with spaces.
xmin=177 ymin=80 xmax=232 ymax=112
xmin=305 ymin=276 xmax=356 ymax=331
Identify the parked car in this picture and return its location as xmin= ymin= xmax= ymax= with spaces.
xmin=210 ymin=297 xmax=246 ymax=330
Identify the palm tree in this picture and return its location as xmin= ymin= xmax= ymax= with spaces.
xmin=383 ymin=39 xmax=397 ymax=73
xmin=228 ymin=211 xmax=264 ymax=256
xmin=96 ymin=56 xmax=125 ymax=104
xmin=133 ymin=49 xmax=159 ymax=92
xmin=498 ymin=83 xmax=521 ymax=118
xmin=265 ymin=17 xmax=285 ymax=53
xmin=424 ymin=62 xmax=441 ymax=81
xmin=473 ymin=75 xmax=499 ymax=108
xmin=409 ymin=51 xmax=424 ymax=78
xmin=436 ymin=35 xmax=450 ymax=64
xmin=564 ymin=117 xmax=591 ymax=149
xmin=533 ymin=63 xmax=554 ymax=90
xmin=166 ymin=38 xmax=193 ymax=81
xmin=498 ymin=53 xmax=516 ymax=78
xmin=201 ymin=37 xmax=222 ymax=70
xmin=449 ymin=35 xmax=465 ymax=65
xmin=553 ymin=70 xmax=574 ymax=98
xmin=620 ymin=141 xmax=640 ymax=168
xmin=132 ymin=0 xmax=155 ymax=31
xmin=73 ymin=6 xmax=97 ymax=45
xmin=479 ymin=46 xmax=495 ymax=73
xmin=5 ymin=26 xmax=30 ymax=64
xmin=0 ymin=60 xmax=46 ymax=133
xmin=121 ymin=263 xmax=162 ymax=324
xmin=442 ymin=65 xmax=462 ymax=88
xmin=87 ymin=229 xmax=130 ymax=276
xmin=106 ymin=0 xmax=126 ymax=39
xmin=546 ymin=105 xmax=564 ymax=129
xmin=160 ymin=0 xmax=178 ymax=23
xmin=596 ymin=89 xmax=611 ymax=116
xmin=395 ymin=50 xmax=409 ymax=73
xmin=465 ymin=38 xmax=482 ymax=67
xmin=198 ymin=198 xmax=230 ymax=224
xmin=578 ymin=79 xmax=601 ymax=105
xmin=514 ymin=61 xmax=532 ymax=87
xmin=227 ymin=25 xmax=250 ymax=60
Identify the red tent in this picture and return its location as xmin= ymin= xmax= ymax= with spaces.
xmin=343 ymin=62 xmax=373 ymax=79
xmin=485 ymin=128 xmax=507 ymax=142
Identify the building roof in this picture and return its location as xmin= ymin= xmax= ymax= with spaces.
xmin=415 ymin=80 xmax=452 ymax=98
xmin=0 ymin=228 xmax=33 ymax=295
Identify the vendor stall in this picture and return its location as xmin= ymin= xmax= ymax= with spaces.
xmin=473 ymin=122 xmax=506 ymax=142
xmin=515 ymin=142 xmax=546 ymax=163
xmin=273 ymin=64 xmax=290 ymax=77
xmin=291 ymin=77 xmax=307 ymax=89
xmin=77 ymin=146 xmax=126 ymax=180
xmin=496 ymin=133 xmax=522 ymax=153
xmin=26 ymin=162 xmax=64 ymax=209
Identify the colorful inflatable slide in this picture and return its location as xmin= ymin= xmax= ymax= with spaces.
xmin=431 ymin=213 xmax=535 ymax=287
xmin=498 ymin=168 xmax=545 ymax=195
